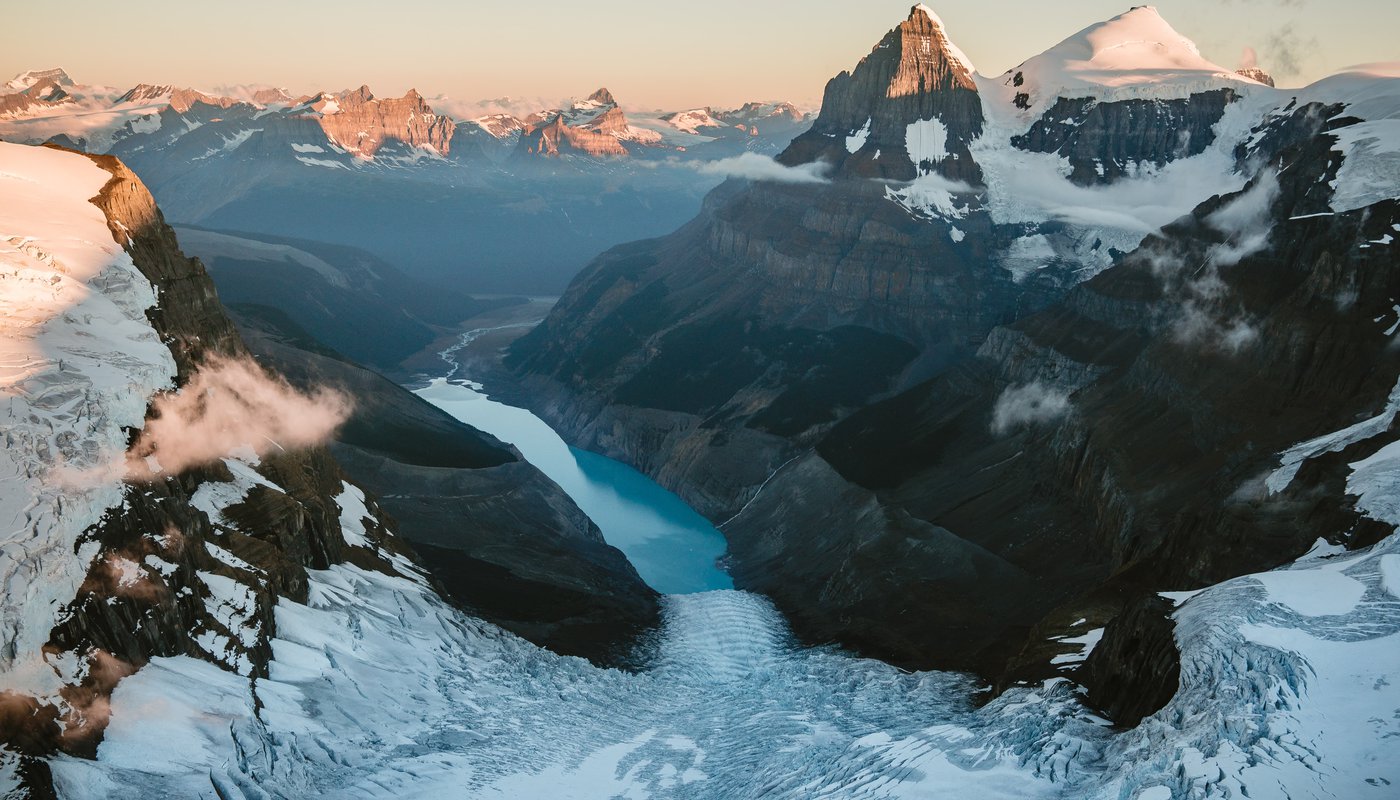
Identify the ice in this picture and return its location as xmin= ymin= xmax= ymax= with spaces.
xmin=999 ymin=234 xmax=1058 ymax=282
xmin=1267 ymin=377 xmax=1400 ymax=494
xmin=1252 ymin=570 xmax=1367 ymax=616
xmin=1088 ymin=531 xmax=1400 ymax=799
xmin=1348 ymin=437 xmax=1400 ymax=526
xmin=37 ymin=463 xmax=1400 ymax=800
xmin=190 ymin=456 xmax=279 ymax=527
xmin=990 ymin=6 xmax=1260 ymax=128
xmin=1049 ymin=627 xmax=1104 ymax=667
xmin=884 ymin=171 xmax=972 ymax=221
xmin=64 ymin=566 xmax=1068 ymax=799
xmin=295 ymin=155 xmax=350 ymax=170
xmin=333 ymin=481 xmax=372 ymax=548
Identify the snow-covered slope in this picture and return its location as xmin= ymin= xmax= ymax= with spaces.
xmin=34 ymin=531 xmax=1400 ymax=799
xmin=987 ymin=5 xmax=1264 ymax=127
xmin=0 ymin=142 xmax=176 ymax=696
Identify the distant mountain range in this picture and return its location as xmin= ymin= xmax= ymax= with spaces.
xmin=0 ymin=71 xmax=814 ymax=295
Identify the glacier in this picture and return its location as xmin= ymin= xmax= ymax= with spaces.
xmin=37 ymin=525 xmax=1397 ymax=799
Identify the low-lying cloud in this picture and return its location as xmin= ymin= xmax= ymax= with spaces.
xmin=695 ymin=153 xmax=832 ymax=185
xmin=126 ymin=356 xmax=352 ymax=479
xmin=991 ymin=381 xmax=1071 ymax=435
xmin=1206 ymin=169 xmax=1281 ymax=266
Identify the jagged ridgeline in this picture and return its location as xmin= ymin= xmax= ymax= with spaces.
xmin=0 ymin=71 xmax=814 ymax=296
xmin=510 ymin=3 xmax=1400 ymax=716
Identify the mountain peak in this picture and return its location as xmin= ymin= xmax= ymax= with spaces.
xmin=1023 ymin=6 xmax=1225 ymax=80
xmin=909 ymin=4 xmax=944 ymax=28
xmin=5 ymin=68 xmax=74 ymax=92
xmin=901 ymin=5 xmax=976 ymax=76
xmin=587 ymin=87 xmax=617 ymax=106
xmin=1000 ymin=4 xmax=1255 ymax=114
xmin=1236 ymin=67 xmax=1275 ymax=87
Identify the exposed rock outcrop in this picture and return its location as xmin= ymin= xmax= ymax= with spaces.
xmin=1236 ymin=67 xmax=1276 ymax=87
xmin=308 ymin=86 xmax=455 ymax=158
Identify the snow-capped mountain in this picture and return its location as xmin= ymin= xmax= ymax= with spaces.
xmin=0 ymin=73 xmax=812 ymax=295
xmin=2 ymin=4 xmax=1399 ymax=798
xmin=0 ymin=147 xmax=1394 ymax=799
xmin=510 ymin=0 xmax=1400 ymax=742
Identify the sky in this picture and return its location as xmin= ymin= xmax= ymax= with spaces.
xmin=4 ymin=1 xmax=1396 ymax=111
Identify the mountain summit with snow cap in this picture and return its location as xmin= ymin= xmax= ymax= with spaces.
xmin=996 ymin=5 xmax=1263 ymax=117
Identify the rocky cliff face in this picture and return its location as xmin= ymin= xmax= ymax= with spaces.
xmin=1009 ymin=88 xmax=1238 ymax=184
xmin=516 ymin=113 xmax=630 ymax=157
xmin=308 ymin=86 xmax=455 ymax=158
xmin=508 ymin=5 xmax=1400 ymax=723
xmin=513 ymin=87 xmax=661 ymax=159
xmin=781 ymin=5 xmax=982 ymax=182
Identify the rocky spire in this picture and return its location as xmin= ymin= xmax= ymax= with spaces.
xmin=779 ymin=4 xmax=984 ymax=182
xmin=586 ymin=87 xmax=617 ymax=106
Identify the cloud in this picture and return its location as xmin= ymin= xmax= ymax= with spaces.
xmin=991 ymin=382 xmax=1071 ymax=435
xmin=1239 ymin=46 xmax=1259 ymax=71
xmin=125 ymin=356 xmax=351 ymax=479
xmin=1172 ymin=301 xmax=1260 ymax=354
xmin=1263 ymin=23 xmax=1319 ymax=79
xmin=1206 ymin=170 xmax=1281 ymax=266
xmin=694 ymin=153 xmax=831 ymax=184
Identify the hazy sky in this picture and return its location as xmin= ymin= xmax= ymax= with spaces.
xmin=4 ymin=1 xmax=1396 ymax=111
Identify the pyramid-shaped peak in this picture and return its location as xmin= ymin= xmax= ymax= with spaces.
xmin=899 ymin=5 xmax=976 ymax=76
xmin=586 ymin=87 xmax=616 ymax=106
xmin=341 ymin=85 xmax=375 ymax=104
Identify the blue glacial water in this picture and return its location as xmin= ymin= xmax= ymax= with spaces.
xmin=415 ymin=377 xmax=734 ymax=594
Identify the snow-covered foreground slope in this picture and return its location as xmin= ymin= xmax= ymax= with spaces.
xmin=35 ymin=520 xmax=1396 ymax=799
xmin=0 ymin=142 xmax=176 ymax=696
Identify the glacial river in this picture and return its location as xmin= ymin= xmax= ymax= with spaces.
xmin=412 ymin=327 xmax=732 ymax=594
